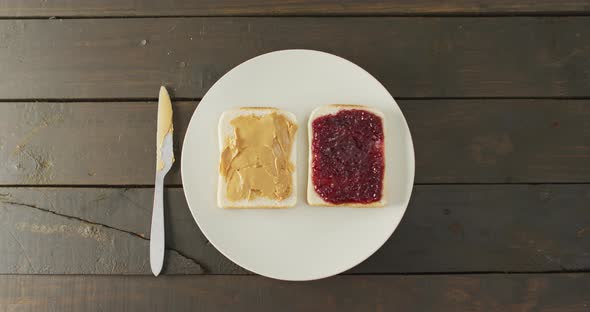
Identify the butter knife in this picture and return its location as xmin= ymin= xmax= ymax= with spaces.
xmin=150 ymin=86 xmax=174 ymax=276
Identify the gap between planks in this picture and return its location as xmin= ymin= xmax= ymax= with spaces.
xmin=3 ymin=13 xmax=590 ymax=20
xmin=6 ymin=96 xmax=590 ymax=103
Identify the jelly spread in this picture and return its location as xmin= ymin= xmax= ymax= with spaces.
xmin=311 ymin=108 xmax=384 ymax=204
xmin=220 ymin=111 xmax=298 ymax=201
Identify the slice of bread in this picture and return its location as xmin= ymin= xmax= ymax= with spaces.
xmin=307 ymin=105 xmax=386 ymax=208
xmin=218 ymin=107 xmax=297 ymax=208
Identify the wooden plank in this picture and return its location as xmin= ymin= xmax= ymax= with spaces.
xmin=0 ymin=274 xmax=589 ymax=311
xmin=0 ymin=100 xmax=587 ymax=185
xmin=0 ymin=188 xmax=204 ymax=274
xmin=1 ymin=185 xmax=588 ymax=274
xmin=0 ymin=102 xmax=195 ymax=185
xmin=353 ymin=184 xmax=590 ymax=274
xmin=1 ymin=1 xmax=590 ymax=17
xmin=1 ymin=17 xmax=590 ymax=99
xmin=0 ymin=187 xmax=241 ymax=274
xmin=404 ymin=99 xmax=590 ymax=183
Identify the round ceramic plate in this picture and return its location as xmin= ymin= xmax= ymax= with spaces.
xmin=181 ymin=50 xmax=414 ymax=281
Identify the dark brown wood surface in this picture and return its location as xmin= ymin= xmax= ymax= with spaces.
xmin=1 ymin=0 xmax=590 ymax=17
xmin=1 ymin=274 xmax=589 ymax=312
xmin=1 ymin=185 xmax=588 ymax=274
xmin=1 ymin=1 xmax=589 ymax=310
xmin=0 ymin=100 xmax=587 ymax=185
xmin=2 ymin=17 xmax=590 ymax=99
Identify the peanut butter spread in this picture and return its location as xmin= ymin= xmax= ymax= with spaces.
xmin=220 ymin=112 xmax=297 ymax=201
xmin=156 ymin=86 xmax=173 ymax=171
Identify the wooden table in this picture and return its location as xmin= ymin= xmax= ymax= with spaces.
xmin=1 ymin=1 xmax=589 ymax=311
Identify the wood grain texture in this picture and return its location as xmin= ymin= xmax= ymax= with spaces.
xmin=0 ymin=100 xmax=588 ymax=185
xmin=1 ymin=185 xmax=588 ymax=274
xmin=0 ymin=187 xmax=204 ymax=274
xmin=405 ymin=99 xmax=590 ymax=183
xmin=1 ymin=274 xmax=589 ymax=312
xmin=1 ymin=1 xmax=590 ymax=16
xmin=0 ymin=187 xmax=239 ymax=274
xmin=0 ymin=102 xmax=195 ymax=185
xmin=1 ymin=17 xmax=590 ymax=99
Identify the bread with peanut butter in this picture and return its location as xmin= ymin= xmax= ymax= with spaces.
xmin=307 ymin=105 xmax=386 ymax=207
xmin=218 ymin=107 xmax=298 ymax=208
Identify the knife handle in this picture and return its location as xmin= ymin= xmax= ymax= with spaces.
xmin=150 ymin=175 xmax=165 ymax=276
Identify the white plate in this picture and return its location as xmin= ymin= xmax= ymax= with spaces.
xmin=181 ymin=50 xmax=414 ymax=281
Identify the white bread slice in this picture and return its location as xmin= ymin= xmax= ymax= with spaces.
xmin=218 ymin=107 xmax=297 ymax=208
xmin=307 ymin=105 xmax=386 ymax=207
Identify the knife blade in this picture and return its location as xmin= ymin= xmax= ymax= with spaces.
xmin=150 ymin=86 xmax=174 ymax=276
